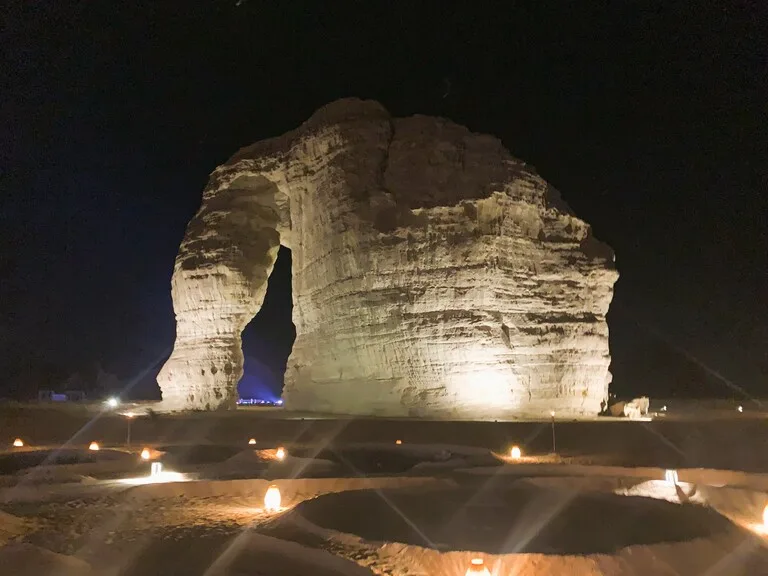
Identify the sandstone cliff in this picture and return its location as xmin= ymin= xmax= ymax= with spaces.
xmin=157 ymin=99 xmax=618 ymax=418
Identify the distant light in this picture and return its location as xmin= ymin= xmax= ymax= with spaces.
xmin=738 ymin=405 xmax=744 ymax=413
xmin=665 ymin=469 xmax=679 ymax=485
xmin=264 ymin=484 xmax=282 ymax=512
xmin=550 ymin=410 xmax=556 ymax=418
xmin=661 ymin=405 xmax=667 ymax=412
xmin=12 ymin=438 xmax=24 ymax=448
xmin=248 ymin=438 xmax=257 ymax=445
xmin=140 ymin=448 xmax=151 ymax=460
xmin=275 ymin=447 xmax=286 ymax=460
xmin=395 ymin=439 xmax=403 ymax=445
xmin=465 ymin=558 xmax=491 ymax=576
xmin=89 ymin=442 xmax=100 ymax=451
xmin=276 ymin=399 xmax=283 ymax=405
xmin=124 ymin=412 xmax=136 ymax=419
xmin=510 ymin=446 xmax=522 ymax=460
xmin=105 ymin=397 xmax=119 ymax=408
xmin=150 ymin=462 xmax=163 ymax=477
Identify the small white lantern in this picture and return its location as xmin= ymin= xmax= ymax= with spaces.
xmin=275 ymin=447 xmax=286 ymax=460
xmin=248 ymin=438 xmax=257 ymax=445
xmin=395 ymin=439 xmax=403 ymax=445
xmin=12 ymin=438 xmax=24 ymax=447
xmin=510 ymin=446 xmax=522 ymax=460
xmin=264 ymin=484 xmax=281 ymax=512
xmin=140 ymin=448 xmax=151 ymax=460
xmin=665 ymin=469 xmax=679 ymax=485
xmin=89 ymin=442 xmax=100 ymax=451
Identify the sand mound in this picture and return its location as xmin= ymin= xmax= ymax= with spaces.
xmin=274 ymin=483 xmax=768 ymax=575
xmin=121 ymin=476 xmax=448 ymax=503
xmin=291 ymin=484 xmax=735 ymax=554
xmin=204 ymin=449 xmax=339 ymax=479
xmin=0 ymin=542 xmax=92 ymax=575
xmin=0 ymin=509 xmax=33 ymax=545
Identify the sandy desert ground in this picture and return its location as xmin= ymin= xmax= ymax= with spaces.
xmin=2 ymin=405 xmax=768 ymax=575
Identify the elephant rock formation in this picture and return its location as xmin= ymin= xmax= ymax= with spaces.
xmin=157 ymin=99 xmax=618 ymax=418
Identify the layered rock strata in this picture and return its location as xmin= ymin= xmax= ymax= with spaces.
xmin=157 ymin=99 xmax=617 ymax=417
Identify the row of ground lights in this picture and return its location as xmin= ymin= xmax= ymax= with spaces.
xmin=10 ymin=437 xmax=768 ymax=541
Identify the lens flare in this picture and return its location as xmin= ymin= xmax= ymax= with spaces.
xmin=264 ymin=485 xmax=281 ymax=512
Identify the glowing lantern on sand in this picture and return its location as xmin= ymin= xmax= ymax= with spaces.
xmin=275 ymin=447 xmax=286 ymax=460
xmin=264 ymin=485 xmax=281 ymax=512
xmin=12 ymin=438 xmax=24 ymax=448
xmin=665 ymin=469 xmax=679 ymax=485
xmin=89 ymin=442 xmax=100 ymax=451
xmin=140 ymin=448 xmax=151 ymax=460
xmin=395 ymin=439 xmax=403 ymax=445
xmin=510 ymin=446 xmax=522 ymax=460
xmin=465 ymin=558 xmax=491 ymax=576
xmin=248 ymin=438 xmax=257 ymax=445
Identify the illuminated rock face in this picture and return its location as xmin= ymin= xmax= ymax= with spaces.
xmin=157 ymin=99 xmax=617 ymax=417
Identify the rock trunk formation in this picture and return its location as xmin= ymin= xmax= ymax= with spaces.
xmin=157 ymin=99 xmax=618 ymax=417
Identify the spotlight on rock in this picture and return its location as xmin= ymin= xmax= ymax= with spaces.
xmin=140 ymin=448 xmax=151 ymax=460
xmin=275 ymin=447 xmax=286 ymax=460
xmin=89 ymin=442 xmax=100 ymax=451
xmin=264 ymin=484 xmax=282 ymax=512
xmin=248 ymin=438 xmax=257 ymax=445
xmin=510 ymin=445 xmax=522 ymax=460
xmin=12 ymin=438 xmax=24 ymax=448
xmin=465 ymin=558 xmax=491 ymax=576
xmin=664 ymin=469 xmax=679 ymax=485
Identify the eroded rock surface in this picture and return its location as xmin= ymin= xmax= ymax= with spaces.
xmin=158 ymin=99 xmax=617 ymax=416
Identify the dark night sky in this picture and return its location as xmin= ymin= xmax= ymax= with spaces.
xmin=2 ymin=2 xmax=766 ymax=400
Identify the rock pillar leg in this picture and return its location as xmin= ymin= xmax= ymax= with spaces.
xmin=157 ymin=175 xmax=285 ymax=410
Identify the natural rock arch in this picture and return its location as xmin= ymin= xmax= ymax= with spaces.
xmin=158 ymin=99 xmax=618 ymax=417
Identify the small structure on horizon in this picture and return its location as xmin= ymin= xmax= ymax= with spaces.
xmin=38 ymin=389 xmax=87 ymax=402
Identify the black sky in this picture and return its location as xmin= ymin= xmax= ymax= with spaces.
xmin=2 ymin=2 xmax=766 ymax=400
